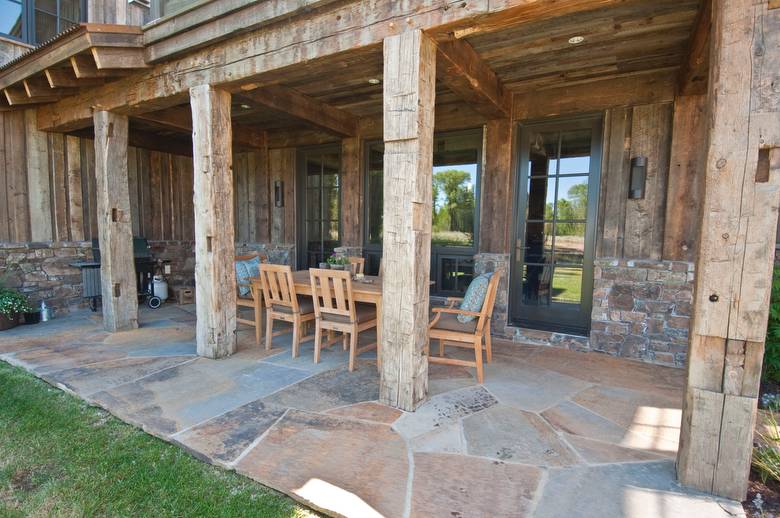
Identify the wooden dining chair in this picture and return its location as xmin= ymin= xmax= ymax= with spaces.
xmin=427 ymin=271 xmax=502 ymax=383
xmin=259 ymin=264 xmax=315 ymax=358
xmin=235 ymin=252 xmax=267 ymax=345
xmin=309 ymin=268 xmax=378 ymax=371
xmin=347 ymin=256 xmax=365 ymax=275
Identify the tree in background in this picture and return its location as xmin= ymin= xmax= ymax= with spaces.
xmin=432 ymin=169 xmax=474 ymax=238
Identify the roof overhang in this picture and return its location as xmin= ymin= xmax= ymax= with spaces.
xmin=0 ymin=23 xmax=147 ymax=109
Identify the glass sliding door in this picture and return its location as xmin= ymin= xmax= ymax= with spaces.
xmin=363 ymin=129 xmax=481 ymax=296
xmin=510 ymin=117 xmax=602 ymax=335
xmin=297 ymin=146 xmax=341 ymax=269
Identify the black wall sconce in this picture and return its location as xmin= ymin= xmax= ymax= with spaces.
xmin=274 ymin=180 xmax=284 ymax=207
xmin=628 ymin=156 xmax=647 ymax=199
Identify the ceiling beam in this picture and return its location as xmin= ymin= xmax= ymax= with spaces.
xmin=237 ymin=85 xmax=359 ymax=137
xmin=91 ymin=47 xmax=147 ymax=70
xmin=70 ymin=54 xmax=134 ymax=79
xmin=134 ymin=105 xmax=267 ymax=150
xmin=45 ymin=66 xmax=105 ymax=88
xmin=23 ymin=75 xmax=75 ymax=98
xmin=678 ymin=0 xmax=711 ymax=96
xmin=4 ymin=86 xmax=60 ymax=106
xmin=435 ymin=37 xmax=511 ymax=119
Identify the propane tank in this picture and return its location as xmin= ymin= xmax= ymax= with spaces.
xmin=152 ymin=275 xmax=169 ymax=301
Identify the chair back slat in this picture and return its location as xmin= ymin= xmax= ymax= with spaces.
xmin=236 ymin=252 xmax=268 ymax=262
xmin=309 ymin=269 xmax=354 ymax=320
xmin=260 ymin=264 xmax=298 ymax=311
xmin=347 ymin=256 xmax=365 ymax=275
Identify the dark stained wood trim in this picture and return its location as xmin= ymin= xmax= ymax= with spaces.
xmin=678 ymin=0 xmax=711 ymax=96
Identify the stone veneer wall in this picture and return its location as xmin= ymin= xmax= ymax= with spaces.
xmin=590 ymin=258 xmax=693 ymax=367
xmin=473 ymin=253 xmax=694 ymax=368
xmin=0 ymin=241 xmax=92 ymax=314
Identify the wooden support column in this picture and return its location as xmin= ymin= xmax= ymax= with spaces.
xmin=341 ymin=137 xmax=362 ymax=247
xmin=379 ymin=29 xmax=435 ymax=411
xmin=479 ymin=119 xmax=513 ymax=254
xmin=677 ymin=0 xmax=780 ymax=501
xmin=24 ymin=108 xmax=53 ymax=242
xmin=93 ymin=110 xmax=138 ymax=332
xmin=190 ymin=85 xmax=237 ymax=359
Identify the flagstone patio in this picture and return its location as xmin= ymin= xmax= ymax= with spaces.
xmin=0 ymin=305 xmax=744 ymax=518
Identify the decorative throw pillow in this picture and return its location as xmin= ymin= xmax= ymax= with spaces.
xmin=457 ymin=273 xmax=493 ymax=323
xmin=235 ymin=256 xmax=261 ymax=296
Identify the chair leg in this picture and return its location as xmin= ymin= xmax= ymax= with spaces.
xmin=292 ymin=317 xmax=301 ymax=358
xmin=254 ymin=302 xmax=262 ymax=346
xmin=474 ymin=337 xmax=484 ymax=383
xmin=314 ymin=323 xmax=322 ymax=364
xmin=348 ymin=330 xmax=358 ymax=372
xmin=265 ymin=311 xmax=273 ymax=351
xmin=485 ymin=329 xmax=493 ymax=363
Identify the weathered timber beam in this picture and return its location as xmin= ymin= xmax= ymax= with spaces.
xmin=435 ymin=37 xmax=510 ymax=119
xmin=45 ymin=66 xmax=105 ymax=88
xmin=91 ymin=47 xmax=147 ymax=70
xmin=678 ymin=0 xmax=711 ymax=96
xmin=135 ymin=106 xmax=266 ymax=150
xmin=4 ymin=86 xmax=59 ymax=106
xmin=70 ymin=54 xmax=133 ymax=79
xmin=23 ymin=76 xmax=75 ymax=98
xmin=238 ymin=85 xmax=358 ymax=136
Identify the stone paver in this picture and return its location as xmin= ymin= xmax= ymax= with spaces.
xmin=236 ymin=409 xmax=409 ymax=518
xmin=411 ymin=452 xmax=542 ymax=518
xmin=0 ymin=308 xmax=744 ymax=518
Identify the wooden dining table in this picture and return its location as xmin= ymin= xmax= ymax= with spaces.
xmin=247 ymin=270 xmax=385 ymax=352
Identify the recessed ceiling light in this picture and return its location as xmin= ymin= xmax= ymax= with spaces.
xmin=367 ymin=78 xmax=381 ymax=85
xmin=568 ymin=36 xmax=585 ymax=44
xmin=239 ymin=104 xmax=251 ymax=109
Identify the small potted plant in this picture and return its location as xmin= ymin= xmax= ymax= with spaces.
xmin=327 ymin=254 xmax=349 ymax=271
xmin=318 ymin=260 xmax=330 ymax=269
xmin=0 ymin=288 xmax=31 ymax=331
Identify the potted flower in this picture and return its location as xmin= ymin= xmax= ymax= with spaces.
xmin=0 ymin=288 xmax=31 ymax=331
xmin=326 ymin=254 xmax=349 ymax=271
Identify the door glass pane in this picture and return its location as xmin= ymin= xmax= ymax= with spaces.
xmin=367 ymin=143 xmax=383 ymax=244
xmin=554 ymin=223 xmax=585 ymax=265
xmin=522 ymin=264 xmax=551 ymax=306
xmin=559 ymin=130 xmax=591 ymax=174
xmin=35 ymin=10 xmax=57 ymax=43
xmin=0 ymin=0 xmax=23 ymax=38
xmin=440 ymin=257 xmax=474 ymax=293
xmin=552 ymin=266 xmax=583 ymax=304
xmin=35 ymin=0 xmax=57 ymax=14
xmin=60 ymin=0 xmax=82 ymax=21
xmin=555 ymin=176 xmax=588 ymax=220
xmin=524 ymin=221 xmax=553 ymax=264
xmin=303 ymin=151 xmax=341 ymax=267
xmin=526 ymin=176 xmax=555 ymax=220
xmin=528 ymin=131 xmax=558 ymax=177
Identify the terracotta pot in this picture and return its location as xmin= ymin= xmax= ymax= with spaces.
xmin=0 ymin=312 xmax=19 ymax=331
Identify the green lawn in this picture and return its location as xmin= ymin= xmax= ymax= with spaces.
xmin=551 ymin=266 xmax=583 ymax=304
xmin=0 ymin=362 xmax=315 ymax=518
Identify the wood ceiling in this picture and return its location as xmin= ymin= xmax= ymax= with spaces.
xmin=139 ymin=0 xmax=702 ymax=144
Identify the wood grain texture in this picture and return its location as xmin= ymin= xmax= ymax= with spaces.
xmin=24 ymin=108 xmax=52 ymax=242
xmin=678 ymin=0 xmax=780 ymax=501
xmin=622 ymin=103 xmax=673 ymax=260
xmin=340 ymin=137 xmax=362 ymax=247
xmin=479 ymin=119 xmax=513 ymax=253
xmin=663 ymin=95 xmax=706 ymax=261
xmin=50 ymin=133 xmax=69 ymax=242
xmin=379 ymin=29 xmax=434 ymax=411
xmin=269 ymin=147 xmax=296 ymax=246
xmin=596 ymin=107 xmax=631 ymax=258
xmin=93 ymin=110 xmax=139 ymax=332
xmin=65 ymin=136 xmax=84 ymax=241
xmin=190 ymin=84 xmax=237 ymax=359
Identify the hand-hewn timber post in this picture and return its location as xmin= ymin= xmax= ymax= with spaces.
xmin=379 ymin=29 xmax=435 ymax=411
xmin=190 ymin=85 xmax=237 ymax=359
xmin=93 ymin=110 xmax=139 ymax=332
xmin=677 ymin=0 xmax=780 ymax=500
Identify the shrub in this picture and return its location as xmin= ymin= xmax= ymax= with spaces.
xmin=754 ymin=409 xmax=780 ymax=484
xmin=764 ymin=267 xmax=780 ymax=383
xmin=0 ymin=288 xmax=32 ymax=318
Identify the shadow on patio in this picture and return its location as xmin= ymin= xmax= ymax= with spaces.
xmin=0 ymin=305 xmax=742 ymax=517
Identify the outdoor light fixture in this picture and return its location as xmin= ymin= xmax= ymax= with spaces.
xmin=628 ymin=156 xmax=647 ymax=199
xmin=274 ymin=180 xmax=285 ymax=207
xmin=367 ymin=78 xmax=381 ymax=85
xmin=568 ymin=36 xmax=585 ymax=44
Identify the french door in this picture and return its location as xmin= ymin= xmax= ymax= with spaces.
xmin=297 ymin=146 xmax=341 ymax=269
xmin=509 ymin=117 xmax=602 ymax=335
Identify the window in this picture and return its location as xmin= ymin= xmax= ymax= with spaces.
xmin=151 ymin=0 xmax=190 ymax=19
xmin=1 ymin=0 xmax=84 ymax=45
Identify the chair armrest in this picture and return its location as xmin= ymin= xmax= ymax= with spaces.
xmin=432 ymin=307 xmax=481 ymax=317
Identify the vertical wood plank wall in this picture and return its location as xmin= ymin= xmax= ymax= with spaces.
xmin=0 ymin=113 xmax=279 ymax=245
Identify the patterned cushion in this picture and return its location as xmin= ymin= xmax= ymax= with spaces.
xmin=457 ymin=273 xmax=493 ymax=323
xmin=235 ymin=256 xmax=261 ymax=296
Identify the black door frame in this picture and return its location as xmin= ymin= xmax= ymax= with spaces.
xmin=362 ymin=128 xmax=483 ymax=296
xmin=509 ymin=114 xmax=603 ymax=335
xmin=296 ymin=144 xmax=343 ymax=270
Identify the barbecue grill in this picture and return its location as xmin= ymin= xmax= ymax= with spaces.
xmin=70 ymin=237 xmax=160 ymax=311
